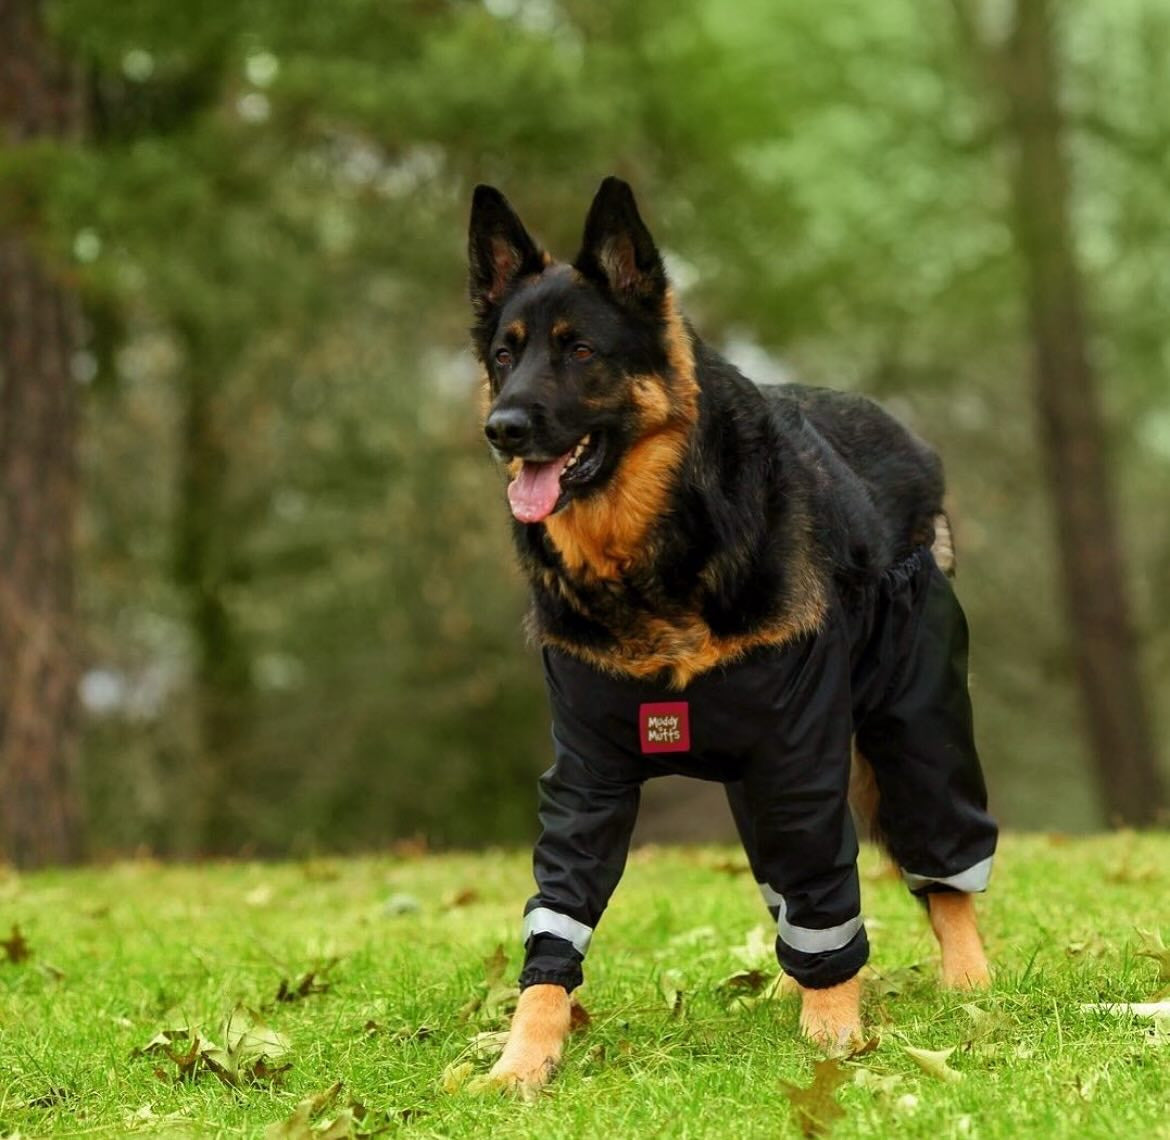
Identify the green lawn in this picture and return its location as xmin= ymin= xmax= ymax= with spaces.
xmin=1 ymin=833 xmax=1168 ymax=1138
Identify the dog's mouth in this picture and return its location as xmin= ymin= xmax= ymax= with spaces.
xmin=507 ymin=432 xmax=606 ymax=524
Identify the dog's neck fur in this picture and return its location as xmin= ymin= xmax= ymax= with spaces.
xmin=514 ymin=309 xmax=829 ymax=689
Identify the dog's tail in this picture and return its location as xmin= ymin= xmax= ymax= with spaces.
xmin=931 ymin=511 xmax=956 ymax=578
xmin=849 ymin=747 xmax=884 ymax=849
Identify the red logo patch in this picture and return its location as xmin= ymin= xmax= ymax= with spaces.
xmin=639 ymin=702 xmax=691 ymax=754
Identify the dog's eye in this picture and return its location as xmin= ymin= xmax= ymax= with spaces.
xmin=571 ymin=343 xmax=594 ymax=362
xmin=494 ymin=347 xmax=513 ymax=367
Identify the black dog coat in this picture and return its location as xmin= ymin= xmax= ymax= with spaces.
xmin=517 ymin=547 xmax=998 ymax=992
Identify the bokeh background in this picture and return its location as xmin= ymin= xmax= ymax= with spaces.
xmin=1 ymin=0 xmax=1167 ymax=867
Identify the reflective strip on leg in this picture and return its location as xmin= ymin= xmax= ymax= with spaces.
xmin=902 ymin=854 xmax=993 ymax=894
xmin=758 ymin=882 xmax=784 ymax=909
xmin=776 ymin=897 xmax=863 ymax=955
xmin=522 ymin=907 xmax=593 ymax=955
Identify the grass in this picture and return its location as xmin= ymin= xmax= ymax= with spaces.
xmin=1 ymin=833 xmax=1168 ymax=1139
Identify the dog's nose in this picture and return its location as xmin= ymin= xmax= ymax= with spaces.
xmin=484 ymin=407 xmax=533 ymax=452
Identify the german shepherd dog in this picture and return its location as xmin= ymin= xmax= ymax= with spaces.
xmin=468 ymin=178 xmax=995 ymax=1092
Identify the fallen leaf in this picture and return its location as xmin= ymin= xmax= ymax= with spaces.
xmin=264 ymin=1082 xmax=343 ymax=1140
xmin=483 ymin=944 xmax=508 ymax=986
xmin=1105 ymin=859 xmax=1159 ymax=884
xmin=275 ymin=969 xmax=332 ymax=1004
xmin=301 ymin=860 xmax=342 ymax=882
xmin=863 ymin=963 xmax=925 ymax=998
xmin=1134 ymin=928 xmax=1170 ymax=983
xmin=730 ymin=926 xmax=775 ymax=970
xmin=1147 ymin=1011 xmax=1170 ymax=1047
xmin=852 ymin=1068 xmax=902 ymax=1095
xmin=390 ymin=834 xmax=428 ymax=859
xmin=245 ymin=884 xmax=273 ymax=907
xmin=569 ymin=998 xmax=591 ymax=1032
xmin=1 ymin=924 xmax=31 ymax=963
xmin=464 ymin=1030 xmax=510 ymax=1062
xmin=1065 ymin=934 xmax=1108 ymax=959
xmin=25 ymin=1086 xmax=73 ymax=1108
xmin=707 ymin=857 xmax=751 ymax=876
xmin=718 ymin=968 xmax=772 ymax=995
xmin=381 ymin=893 xmax=421 ymax=917
xmin=388 ymin=1023 xmax=433 ymax=1042
xmin=959 ymin=1003 xmax=1012 ymax=1046
xmin=845 ymin=1035 xmax=880 ymax=1059
xmin=781 ymin=1058 xmax=848 ymax=1137
xmin=139 ymin=1008 xmax=292 ymax=1087
xmin=1081 ymin=1002 xmax=1170 ymax=1018
xmin=668 ymin=925 xmax=718 ymax=948
xmin=442 ymin=887 xmax=481 ymax=909
xmin=660 ymin=969 xmax=686 ymax=1016
xmin=904 ymin=1044 xmax=962 ymax=1083
xmin=440 ymin=1061 xmax=475 ymax=1094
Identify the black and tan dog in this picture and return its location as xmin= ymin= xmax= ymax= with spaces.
xmin=468 ymin=178 xmax=997 ymax=1092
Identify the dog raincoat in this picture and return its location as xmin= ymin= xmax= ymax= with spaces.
xmin=516 ymin=547 xmax=998 ymax=992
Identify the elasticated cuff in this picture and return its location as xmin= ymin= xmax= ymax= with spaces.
xmin=518 ymin=933 xmax=583 ymax=992
xmin=776 ymin=926 xmax=869 ymax=990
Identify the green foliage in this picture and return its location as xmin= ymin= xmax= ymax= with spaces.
xmin=5 ymin=0 xmax=1167 ymax=850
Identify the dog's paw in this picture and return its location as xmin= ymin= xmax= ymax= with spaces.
xmin=485 ymin=1052 xmax=558 ymax=1098
xmin=483 ymin=983 xmax=572 ymax=1097
xmin=940 ymin=953 xmax=991 ymax=990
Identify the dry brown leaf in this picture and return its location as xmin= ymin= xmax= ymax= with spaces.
xmin=781 ymin=1058 xmax=848 ymax=1137
xmin=1134 ymin=928 xmax=1170 ymax=983
xmin=904 ymin=1044 xmax=962 ymax=1083
xmin=1 ymin=924 xmax=31 ymax=964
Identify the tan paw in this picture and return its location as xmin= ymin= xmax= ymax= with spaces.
xmin=799 ymin=976 xmax=863 ymax=1054
xmin=486 ymin=983 xmax=572 ymax=1095
xmin=940 ymin=951 xmax=991 ymax=990
xmin=485 ymin=1052 xmax=558 ymax=1097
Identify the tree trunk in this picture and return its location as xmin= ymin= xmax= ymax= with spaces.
xmin=1002 ymin=0 xmax=1165 ymax=824
xmin=173 ymin=336 xmax=252 ymax=855
xmin=0 ymin=0 xmax=86 ymax=864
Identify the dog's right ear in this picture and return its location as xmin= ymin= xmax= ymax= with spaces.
xmin=468 ymin=185 xmax=545 ymax=322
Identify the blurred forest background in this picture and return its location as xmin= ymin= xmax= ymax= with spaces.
xmin=1 ymin=0 xmax=1167 ymax=866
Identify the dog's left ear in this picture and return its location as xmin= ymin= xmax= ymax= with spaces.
xmin=574 ymin=177 xmax=667 ymax=313
xmin=468 ymin=184 xmax=546 ymax=321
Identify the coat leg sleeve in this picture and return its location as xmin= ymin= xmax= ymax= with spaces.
xmin=746 ymin=611 xmax=869 ymax=989
xmin=518 ymin=729 xmax=642 ymax=992
xmin=855 ymin=560 xmax=998 ymax=897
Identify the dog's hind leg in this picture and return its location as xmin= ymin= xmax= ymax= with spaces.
xmin=488 ymin=984 xmax=572 ymax=1095
xmin=927 ymin=892 xmax=990 ymax=989
xmin=852 ymin=557 xmax=998 ymax=993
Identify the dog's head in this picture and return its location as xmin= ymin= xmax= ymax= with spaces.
xmin=468 ymin=178 xmax=696 ymax=525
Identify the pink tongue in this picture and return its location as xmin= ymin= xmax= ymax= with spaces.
xmin=507 ymin=453 xmax=571 ymax=523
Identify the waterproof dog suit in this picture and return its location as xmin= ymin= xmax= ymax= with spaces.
xmin=517 ymin=547 xmax=998 ymax=992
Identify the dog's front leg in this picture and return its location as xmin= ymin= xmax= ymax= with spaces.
xmin=489 ymin=983 xmax=572 ymax=1094
xmin=798 ymin=975 xmax=863 ymax=1051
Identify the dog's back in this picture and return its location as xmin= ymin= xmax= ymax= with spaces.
xmin=764 ymin=382 xmax=946 ymax=574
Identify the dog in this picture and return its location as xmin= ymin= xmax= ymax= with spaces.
xmin=467 ymin=177 xmax=997 ymax=1092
